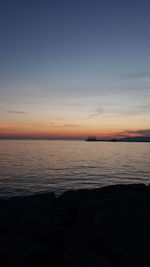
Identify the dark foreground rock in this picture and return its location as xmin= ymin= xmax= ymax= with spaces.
xmin=0 ymin=183 xmax=150 ymax=266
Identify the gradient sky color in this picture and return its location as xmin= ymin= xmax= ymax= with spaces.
xmin=0 ymin=0 xmax=150 ymax=139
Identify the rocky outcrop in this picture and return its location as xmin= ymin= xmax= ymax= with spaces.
xmin=0 ymin=183 xmax=150 ymax=266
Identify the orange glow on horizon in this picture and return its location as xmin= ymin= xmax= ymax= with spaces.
xmin=0 ymin=116 xmax=149 ymax=139
xmin=0 ymin=124 xmax=146 ymax=139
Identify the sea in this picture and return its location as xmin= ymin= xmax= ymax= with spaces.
xmin=0 ymin=140 xmax=149 ymax=198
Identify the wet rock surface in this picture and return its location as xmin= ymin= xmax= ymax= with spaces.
xmin=0 ymin=184 xmax=150 ymax=266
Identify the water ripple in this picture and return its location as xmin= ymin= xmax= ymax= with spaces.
xmin=0 ymin=140 xmax=150 ymax=198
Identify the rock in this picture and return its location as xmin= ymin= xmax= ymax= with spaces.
xmin=0 ymin=184 xmax=149 ymax=266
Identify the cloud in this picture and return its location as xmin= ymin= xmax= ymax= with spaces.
xmin=115 ymin=129 xmax=150 ymax=138
xmin=0 ymin=127 xmax=16 ymax=132
xmin=124 ymin=72 xmax=150 ymax=79
xmin=48 ymin=123 xmax=80 ymax=128
xmin=90 ymin=105 xmax=150 ymax=118
xmin=49 ymin=122 xmax=56 ymax=125
xmin=63 ymin=124 xmax=80 ymax=127
xmin=89 ymin=107 xmax=104 ymax=119
xmin=98 ymin=129 xmax=150 ymax=139
xmin=2 ymin=109 xmax=26 ymax=115
xmin=129 ymin=129 xmax=150 ymax=136
xmin=119 ymin=105 xmax=150 ymax=117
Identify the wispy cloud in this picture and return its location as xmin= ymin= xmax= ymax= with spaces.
xmin=113 ymin=129 xmax=150 ymax=138
xmin=2 ymin=109 xmax=27 ymax=115
xmin=48 ymin=123 xmax=80 ymax=128
xmin=89 ymin=107 xmax=104 ymax=119
xmin=128 ymin=129 xmax=150 ymax=136
xmin=88 ymin=105 xmax=150 ymax=119
xmin=119 ymin=105 xmax=150 ymax=117
xmin=124 ymin=72 xmax=150 ymax=79
xmin=0 ymin=127 xmax=16 ymax=132
xmin=49 ymin=122 xmax=56 ymax=125
xmin=63 ymin=124 xmax=80 ymax=127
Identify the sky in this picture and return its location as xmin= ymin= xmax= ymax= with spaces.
xmin=0 ymin=0 xmax=150 ymax=139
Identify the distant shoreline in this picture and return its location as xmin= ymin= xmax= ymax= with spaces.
xmin=0 ymin=138 xmax=150 ymax=142
xmin=86 ymin=136 xmax=150 ymax=142
xmin=86 ymin=139 xmax=150 ymax=142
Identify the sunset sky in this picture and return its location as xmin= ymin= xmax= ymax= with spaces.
xmin=0 ymin=0 xmax=150 ymax=139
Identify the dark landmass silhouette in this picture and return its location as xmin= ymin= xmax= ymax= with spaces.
xmin=86 ymin=136 xmax=150 ymax=142
xmin=86 ymin=135 xmax=97 ymax=141
xmin=0 ymin=183 xmax=150 ymax=266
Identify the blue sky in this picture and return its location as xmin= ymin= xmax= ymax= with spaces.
xmin=0 ymin=0 xmax=150 ymax=138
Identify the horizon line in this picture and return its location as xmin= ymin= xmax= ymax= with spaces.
xmin=0 ymin=135 xmax=150 ymax=141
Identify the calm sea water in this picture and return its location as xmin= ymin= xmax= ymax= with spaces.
xmin=0 ymin=140 xmax=149 ymax=198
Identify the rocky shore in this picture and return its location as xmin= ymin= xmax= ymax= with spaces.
xmin=0 ymin=183 xmax=150 ymax=266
